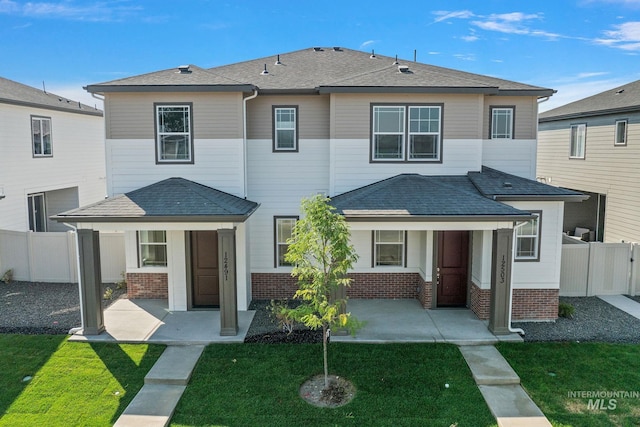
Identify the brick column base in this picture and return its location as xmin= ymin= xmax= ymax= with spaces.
xmin=512 ymin=289 xmax=559 ymax=321
xmin=470 ymin=282 xmax=491 ymax=320
xmin=418 ymin=278 xmax=432 ymax=308
xmin=126 ymin=272 xmax=168 ymax=299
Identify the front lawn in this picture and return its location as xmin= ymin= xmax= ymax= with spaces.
xmin=0 ymin=335 xmax=164 ymax=426
xmin=497 ymin=342 xmax=640 ymax=427
xmin=171 ymin=343 xmax=496 ymax=427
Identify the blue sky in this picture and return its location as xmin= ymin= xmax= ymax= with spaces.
xmin=1 ymin=0 xmax=639 ymax=112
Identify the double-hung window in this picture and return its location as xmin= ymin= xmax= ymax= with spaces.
xmin=273 ymin=106 xmax=298 ymax=151
xmin=515 ymin=212 xmax=541 ymax=261
xmin=275 ymin=217 xmax=297 ymax=267
xmin=155 ymin=104 xmax=193 ymax=163
xmin=371 ymin=104 xmax=442 ymax=162
xmin=138 ymin=231 xmax=167 ymax=267
xmin=570 ymin=124 xmax=586 ymax=159
xmin=31 ymin=116 xmax=52 ymax=157
xmin=490 ymin=107 xmax=514 ymax=139
xmin=615 ymin=120 xmax=627 ymax=146
xmin=374 ymin=230 xmax=405 ymax=267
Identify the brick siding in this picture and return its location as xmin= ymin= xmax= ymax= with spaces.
xmin=126 ymin=272 xmax=168 ymax=299
xmin=470 ymin=282 xmax=491 ymax=320
xmin=470 ymin=282 xmax=559 ymax=321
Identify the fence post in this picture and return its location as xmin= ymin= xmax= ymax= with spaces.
xmin=26 ymin=232 xmax=35 ymax=282
xmin=631 ymin=244 xmax=640 ymax=296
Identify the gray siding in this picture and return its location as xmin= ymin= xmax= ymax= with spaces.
xmin=246 ymin=94 xmax=330 ymax=140
xmin=537 ymin=111 xmax=640 ymax=243
xmin=105 ymin=92 xmax=243 ymax=139
xmin=483 ymin=96 xmax=538 ymax=140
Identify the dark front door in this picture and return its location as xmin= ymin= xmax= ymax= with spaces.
xmin=437 ymin=231 xmax=469 ymax=307
xmin=191 ymin=230 xmax=219 ymax=307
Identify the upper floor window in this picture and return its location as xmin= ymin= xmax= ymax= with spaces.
xmin=155 ymin=104 xmax=193 ymax=163
xmin=275 ymin=216 xmax=297 ymax=267
xmin=138 ymin=230 xmax=167 ymax=267
xmin=570 ymin=124 xmax=586 ymax=159
xmin=273 ymin=106 xmax=298 ymax=152
xmin=615 ymin=120 xmax=627 ymax=146
xmin=371 ymin=104 xmax=442 ymax=162
xmin=490 ymin=107 xmax=514 ymax=139
xmin=31 ymin=116 xmax=52 ymax=157
xmin=374 ymin=230 xmax=406 ymax=267
xmin=515 ymin=212 xmax=541 ymax=261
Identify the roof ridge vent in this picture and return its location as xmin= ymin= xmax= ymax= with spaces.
xmin=370 ymin=49 xmax=376 ymax=58
xmin=332 ymin=46 xmax=342 ymax=51
xmin=274 ymin=54 xmax=282 ymax=65
xmin=398 ymin=64 xmax=410 ymax=73
xmin=392 ymin=54 xmax=399 ymax=65
xmin=177 ymin=65 xmax=191 ymax=74
xmin=313 ymin=47 xmax=323 ymax=52
xmin=616 ymin=89 xmax=625 ymax=94
xmin=261 ymin=64 xmax=269 ymax=75
xmin=503 ymin=181 xmax=512 ymax=188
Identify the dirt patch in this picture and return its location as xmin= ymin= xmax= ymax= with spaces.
xmin=299 ymin=374 xmax=355 ymax=408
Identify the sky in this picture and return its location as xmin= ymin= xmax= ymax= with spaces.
xmin=1 ymin=0 xmax=639 ymax=112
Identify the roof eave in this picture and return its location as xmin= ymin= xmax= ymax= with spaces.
xmin=341 ymin=214 xmax=535 ymax=222
xmin=494 ymin=195 xmax=589 ymax=202
xmin=539 ymin=105 xmax=640 ymax=123
xmin=495 ymin=89 xmax=556 ymax=97
xmin=318 ymin=86 xmax=500 ymax=95
xmin=52 ymin=214 xmax=255 ymax=223
xmin=84 ymin=84 xmax=256 ymax=94
xmin=0 ymin=98 xmax=103 ymax=116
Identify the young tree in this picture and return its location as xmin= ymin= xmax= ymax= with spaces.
xmin=284 ymin=194 xmax=360 ymax=388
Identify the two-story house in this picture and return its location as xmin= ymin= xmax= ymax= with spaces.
xmin=0 ymin=77 xmax=105 ymax=232
xmin=538 ymin=79 xmax=640 ymax=243
xmin=55 ymin=48 xmax=583 ymax=336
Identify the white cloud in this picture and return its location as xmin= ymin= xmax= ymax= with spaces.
xmin=539 ymin=77 xmax=634 ymax=112
xmin=453 ymin=53 xmax=476 ymax=61
xmin=432 ymin=10 xmax=475 ymax=24
xmin=596 ymin=21 xmax=640 ymax=50
xmin=472 ymin=12 xmax=550 ymax=36
xmin=359 ymin=40 xmax=377 ymax=49
xmin=0 ymin=1 xmax=143 ymax=22
xmin=576 ymin=71 xmax=610 ymax=78
xmin=461 ymin=35 xmax=479 ymax=42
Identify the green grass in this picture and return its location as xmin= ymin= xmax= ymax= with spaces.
xmin=0 ymin=335 xmax=165 ymax=426
xmin=171 ymin=343 xmax=495 ymax=427
xmin=497 ymin=342 xmax=640 ymax=427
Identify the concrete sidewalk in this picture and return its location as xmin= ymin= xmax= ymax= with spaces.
xmin=460 ymin=346 xmax=551 ymax=427
xmin=598 ymin=295 xmax=640 ymax=320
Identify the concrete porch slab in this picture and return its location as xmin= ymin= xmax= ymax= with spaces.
xmin=459 ymin=345 xmax=520 ymax=385
xmin=145 ymin=345 xmax=205 ymax=386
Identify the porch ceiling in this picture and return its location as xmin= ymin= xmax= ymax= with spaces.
xmin=52 ymin=177 xmax=259 ymax=223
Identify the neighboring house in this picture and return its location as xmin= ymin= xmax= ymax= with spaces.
xmin=538 ymin=79 xmax=640 ymax=243
xmin=0 ymin=77 xmax=105 ymax=232
xmin=55 ymin=47 xmax=583 ymax=336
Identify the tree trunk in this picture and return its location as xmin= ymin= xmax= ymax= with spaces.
xmin=323 ymin=325 xmax=329 ymax=389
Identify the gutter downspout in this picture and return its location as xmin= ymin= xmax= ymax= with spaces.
xmin=508 ymin=220 xmax=528 ymax=335
xmin=63 ymin=222 xmax=84 ymax=335
xmin=242 ymin=89 xmax=258 ymax=199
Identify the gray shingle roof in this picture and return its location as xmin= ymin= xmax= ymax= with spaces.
xmin=87 ymin=47 xmax=553 ymax=96
xmin=539 ymin=79 xmax=640 ymax=122
xmin=468 ymin=167 xmax=586 ymax=201
xmin=0 ymin=76 xmax=103 ymax=116
xmin=330 ymin=174 xmax=532 ymax=220
xmin=53 ymin=178 xmax=259 ymax=223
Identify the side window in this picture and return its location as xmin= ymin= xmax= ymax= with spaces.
xmin=27 ymin=193 xmax=47 ymax=232
xmin=275 ymin=217 xmax=297 ymax=267
xmin=615 ymin=120 xmax=627 ymax=146
xmin=373 ymin=230 xmax=406 ymax=267
xmin=570 ymin=124 xmax=586 ymax=159
xmin=515 ymin=212 xmax=541 ymax=262
xmin=490 ymin=107 xmax=514 ymax=139
xmin=138 ymin=231 xmax=167 ymax=267
xmin=273 ymin=106 xmax=298 ymax=152
xmin=155 ymin=104 xmax=193 ymax=163
xmin=31 ymin=116 xmax=52 ymax=157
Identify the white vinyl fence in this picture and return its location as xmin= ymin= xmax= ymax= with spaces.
xmin=0 ymin=230 xmax=125 ymax=283
xmin=560 ymin=235 xmax=640 ymax=296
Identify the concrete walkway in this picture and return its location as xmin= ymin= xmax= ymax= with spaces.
xmin=598 ymin=294 xmax=640 ymax=320
xmin=460 ymin=346 xmax=551 ymax=427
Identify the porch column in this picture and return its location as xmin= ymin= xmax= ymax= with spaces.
xmin=218 ymin=229 xmax=238 ymax=336
xmin=77 ymin=229 xmax=105 ymax=335
xmin=489 ymin=228 xmax=513 ymax=335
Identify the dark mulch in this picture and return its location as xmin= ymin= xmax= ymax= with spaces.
xmin=244 ymin=299 xmax=323 ymax=344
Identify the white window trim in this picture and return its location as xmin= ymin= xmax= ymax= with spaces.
xmin=31 ymin=116 xmax=53 ymax=157
xmin=372 ymin=105 xmax=405 ymax=161
xmin=490 ymin=107 xmax=514 ymax=139
xmin=615 ymin=120 xmax=627 ymax=146
xmin=275 ymin=216 xmax=297 ymax=267
xmin=373 ymin=230 xmax=406 ymax=267
xmin=515 ymin=212 xmax=541 ymax=262
xmin=273 ymin=106 xmax=298 ymax=152
xmin=408 ymin=105 xmax=442 ymax=161
xmin=570 ymin=124 xmax=586 ymax=159
xmin=138 ymin=230 xmax=168 ymax=267
xmin=155 ymin=104 xmax=192 ymax=163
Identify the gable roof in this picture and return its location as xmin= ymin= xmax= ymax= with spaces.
xmin=86 ymin=47 xmax=553 ymax=96
xmin=0 ymin=76 xmax=103 ymax=116
xmin=539 ymin=79 xmax=640 ymax=122
xmin=53 ymin=177 xmax=259 ymax=223
xmin=468 ymin=167 xmax=587 ymax=201
xmin=330 ymin=174 xmax=532 ymax=221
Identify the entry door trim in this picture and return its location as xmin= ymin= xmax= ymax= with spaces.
xmin=435 ymin=230 xmax=470 ymax=308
